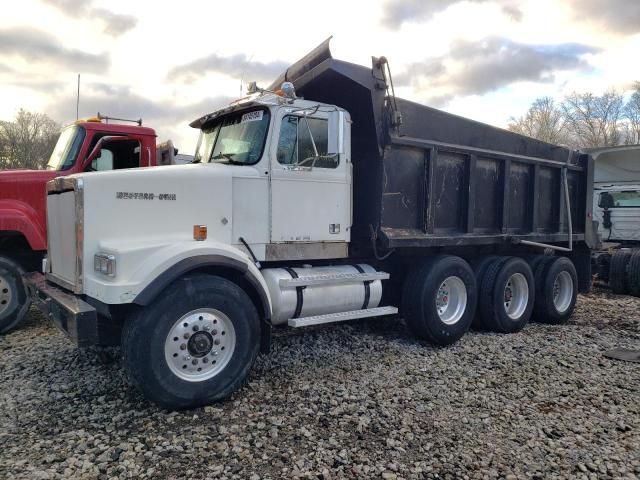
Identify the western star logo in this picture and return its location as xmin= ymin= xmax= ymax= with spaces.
xmin=116 ymin=192 xmax=177 ymax=200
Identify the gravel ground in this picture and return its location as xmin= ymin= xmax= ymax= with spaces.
xmin=0 ymin=290 xmax=639 ymax=480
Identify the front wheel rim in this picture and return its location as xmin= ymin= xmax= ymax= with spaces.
xmin=0 ymin=274 xmax=13 ymax=316
xmin=164 ymin=308 xmax=236 ymax=382
xmin=504 ymin=273 xmax=529 ymax=320
xmin=553 ymin=271 xmax=573 ymax=313
xmin=435 ymin=276 xmax=468 ymax=325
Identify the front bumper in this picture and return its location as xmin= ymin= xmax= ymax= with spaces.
xmin=23 ymin=272 xmax=98 ymax=347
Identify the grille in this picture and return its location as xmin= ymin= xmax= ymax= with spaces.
xmin=46 ymin=177 xmax=83 ymax=293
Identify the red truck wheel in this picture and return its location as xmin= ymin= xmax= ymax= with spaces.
xmin=0 ymin=256 xmax=31 ymax=334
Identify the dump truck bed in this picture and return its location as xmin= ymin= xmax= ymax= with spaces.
xmin=270 ymin=40 xmax=595 ymax=253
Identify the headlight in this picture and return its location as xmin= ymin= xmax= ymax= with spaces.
xmin=94 ymin=253 xmax=116 ymax=277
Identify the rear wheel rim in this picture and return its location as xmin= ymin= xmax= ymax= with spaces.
xmin=435 ymin=276 xmax=467 ymax=325
xmin=0 ymin=274 xmax=13 ymax=316
xmin=164 ymin=308 xmax=236 ymax=382
xmin=553 ymin=271 xmax=573 ymax=313
xmin=504 ymin=273 xmax=529 ymax=320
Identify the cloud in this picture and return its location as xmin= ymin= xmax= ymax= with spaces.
xmin=567 ymin=0 xmax=640 ymax=34
xmin=92 ymin=8 xmax=138 ymax=36
xmin=0 ymin=27 xmax=109 ymax=73
xmin=395 ymin=37 xmax=598 ymax=102
xmin=45 ymin=83 xmax=233 ymax=149
xmin=0 ymin=62 xmax=64 ymax=91
xmin=168 ymin=53 xmax=288 ymax=84
xmin=41 ymin=0 xmax=138 ymax=36
xmin=381 ymin=0 xmax=523 ymax=28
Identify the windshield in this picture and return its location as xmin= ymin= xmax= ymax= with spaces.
xmin=599 ymin=190 xmax=640 ymax=208
xmin=194 ymin=108 xmax=270 ymax=165
xmin=46 ymin=126 xmax=86 ymax=171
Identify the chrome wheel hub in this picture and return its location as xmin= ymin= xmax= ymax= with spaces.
xmin=553 ymin=271 xmax=573 ymax=313
xmin=0 ymin=274 xmax=13 ymax=316
xmin=435 ymin=276 xmax=467 ymax=325
xmin=504 ymin=273 xmax=529 ymax=320
xmin=164 ymin=308 xmax=236 ymax=382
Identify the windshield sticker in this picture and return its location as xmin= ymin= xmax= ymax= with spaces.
xmin=241 ymin=111 xmax=263 ymax=123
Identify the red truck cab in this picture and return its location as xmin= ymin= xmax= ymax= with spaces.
xmin=0 ymin=117 xmax=168 ymax=333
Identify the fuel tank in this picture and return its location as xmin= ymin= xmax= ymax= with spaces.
xmin=262 ymin=264 xmax=383 ymax=325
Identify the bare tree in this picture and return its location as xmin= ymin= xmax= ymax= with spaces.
xmin=561 ymin=90 xmax=625 ymax=148
xmin=508 ymin=97 xmax=569 ymax=145
xmin=0 ymin=109 xmax=60 ymax=170
xmin=623 ymin=81 xmax=640 ymax=145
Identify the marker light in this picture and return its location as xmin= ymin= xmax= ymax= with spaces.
xmin=281 ymin=82 xmax=296 ymax=99
xmin=193 ymin=225 xmax=208 ymax=241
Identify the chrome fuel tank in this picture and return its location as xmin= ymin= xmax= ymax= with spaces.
xmin=261 ymin=264 xmax=383 ymax=325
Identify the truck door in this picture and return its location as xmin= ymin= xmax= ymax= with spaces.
xmin=269 ymin=111 xmax=351 ymax=244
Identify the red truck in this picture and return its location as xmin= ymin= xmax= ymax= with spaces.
xmin=0 ymin=115 xmax=176 ymax=333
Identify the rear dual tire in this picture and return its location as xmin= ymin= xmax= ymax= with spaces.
xmin=531 ymin=256 xmax=578 ymax=324
xmin=626 ymin=250 xmax=640 ymax=297
xmin=477 ymin=257 xmax=535 ymax=333
xmin=609 ymin=250 xmax=631 ymax=295
xmin=401 ymin=255 xmax=478 ymax=346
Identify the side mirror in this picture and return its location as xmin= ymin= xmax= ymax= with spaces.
xmin=91 ymin=150 xmax=114 ymax=171
xmin=85 ymin=135 xmax=137 ymax=165
xmin=156 ymin=140 xmax=176 ymax=166
xmin=327 ymin=110 xmax=345 ymax=155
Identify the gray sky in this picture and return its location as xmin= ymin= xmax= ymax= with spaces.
xmin=1 ymin=0 xmax=639 ymax=154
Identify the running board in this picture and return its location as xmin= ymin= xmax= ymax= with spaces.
xmin=288 ymin=306 xmax=398 ymax=328
xmin=280 ymin=271 xmax=389 ymax=288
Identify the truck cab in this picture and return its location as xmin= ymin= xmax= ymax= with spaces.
xmin=0 ymin=117 xmax=167 ymax=333
xmin=188 ymin=89 xmax=352 ymax=258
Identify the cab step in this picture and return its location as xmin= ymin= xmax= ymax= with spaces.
xmin=288 ymin=306 xmax=398 ymax=328
xmin=279 ymin=271 xmax=389 ymax=288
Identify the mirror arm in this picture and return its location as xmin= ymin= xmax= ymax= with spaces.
xmin=302 ymin=115 xmax=319 ymax=157
xmin=86 ymin=138 xmax=107 ymax=165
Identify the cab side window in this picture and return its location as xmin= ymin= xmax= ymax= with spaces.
xmin=86 ymin=135 xmax=141 ymax=172
xmin=277 ymin=116 xmax=337 ymax=168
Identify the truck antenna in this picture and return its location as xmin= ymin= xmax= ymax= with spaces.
xmin=239 ymin=53 xmax=255 ymax=97
xmin=76 ymin=74 xmax=80 ymax=121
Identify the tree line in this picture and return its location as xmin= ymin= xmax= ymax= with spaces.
xmin=508 ymin=82 xmax=640 ymax=148
xmin=0 ymin=109 xmax=60 ymax=170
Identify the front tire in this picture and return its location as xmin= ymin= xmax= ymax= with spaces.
xmin=401 ymin=255 xmax=477 ymax=346
xmin=0 ymin=256 xmax=31 ymax=334
xmin=122 ymin=274 xmax=260 ymax=409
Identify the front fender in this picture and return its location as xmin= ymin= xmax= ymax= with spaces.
xmin=0 ymin=203 xmax=46 ymax=251
xmin=83 ymin=241 xmax=272 ymax=320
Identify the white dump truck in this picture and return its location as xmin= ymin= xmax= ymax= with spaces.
xmin=589 ymin=144 xmax=640 ymax=295
xmin=26 ymin=41 xmax=597 ymax=408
